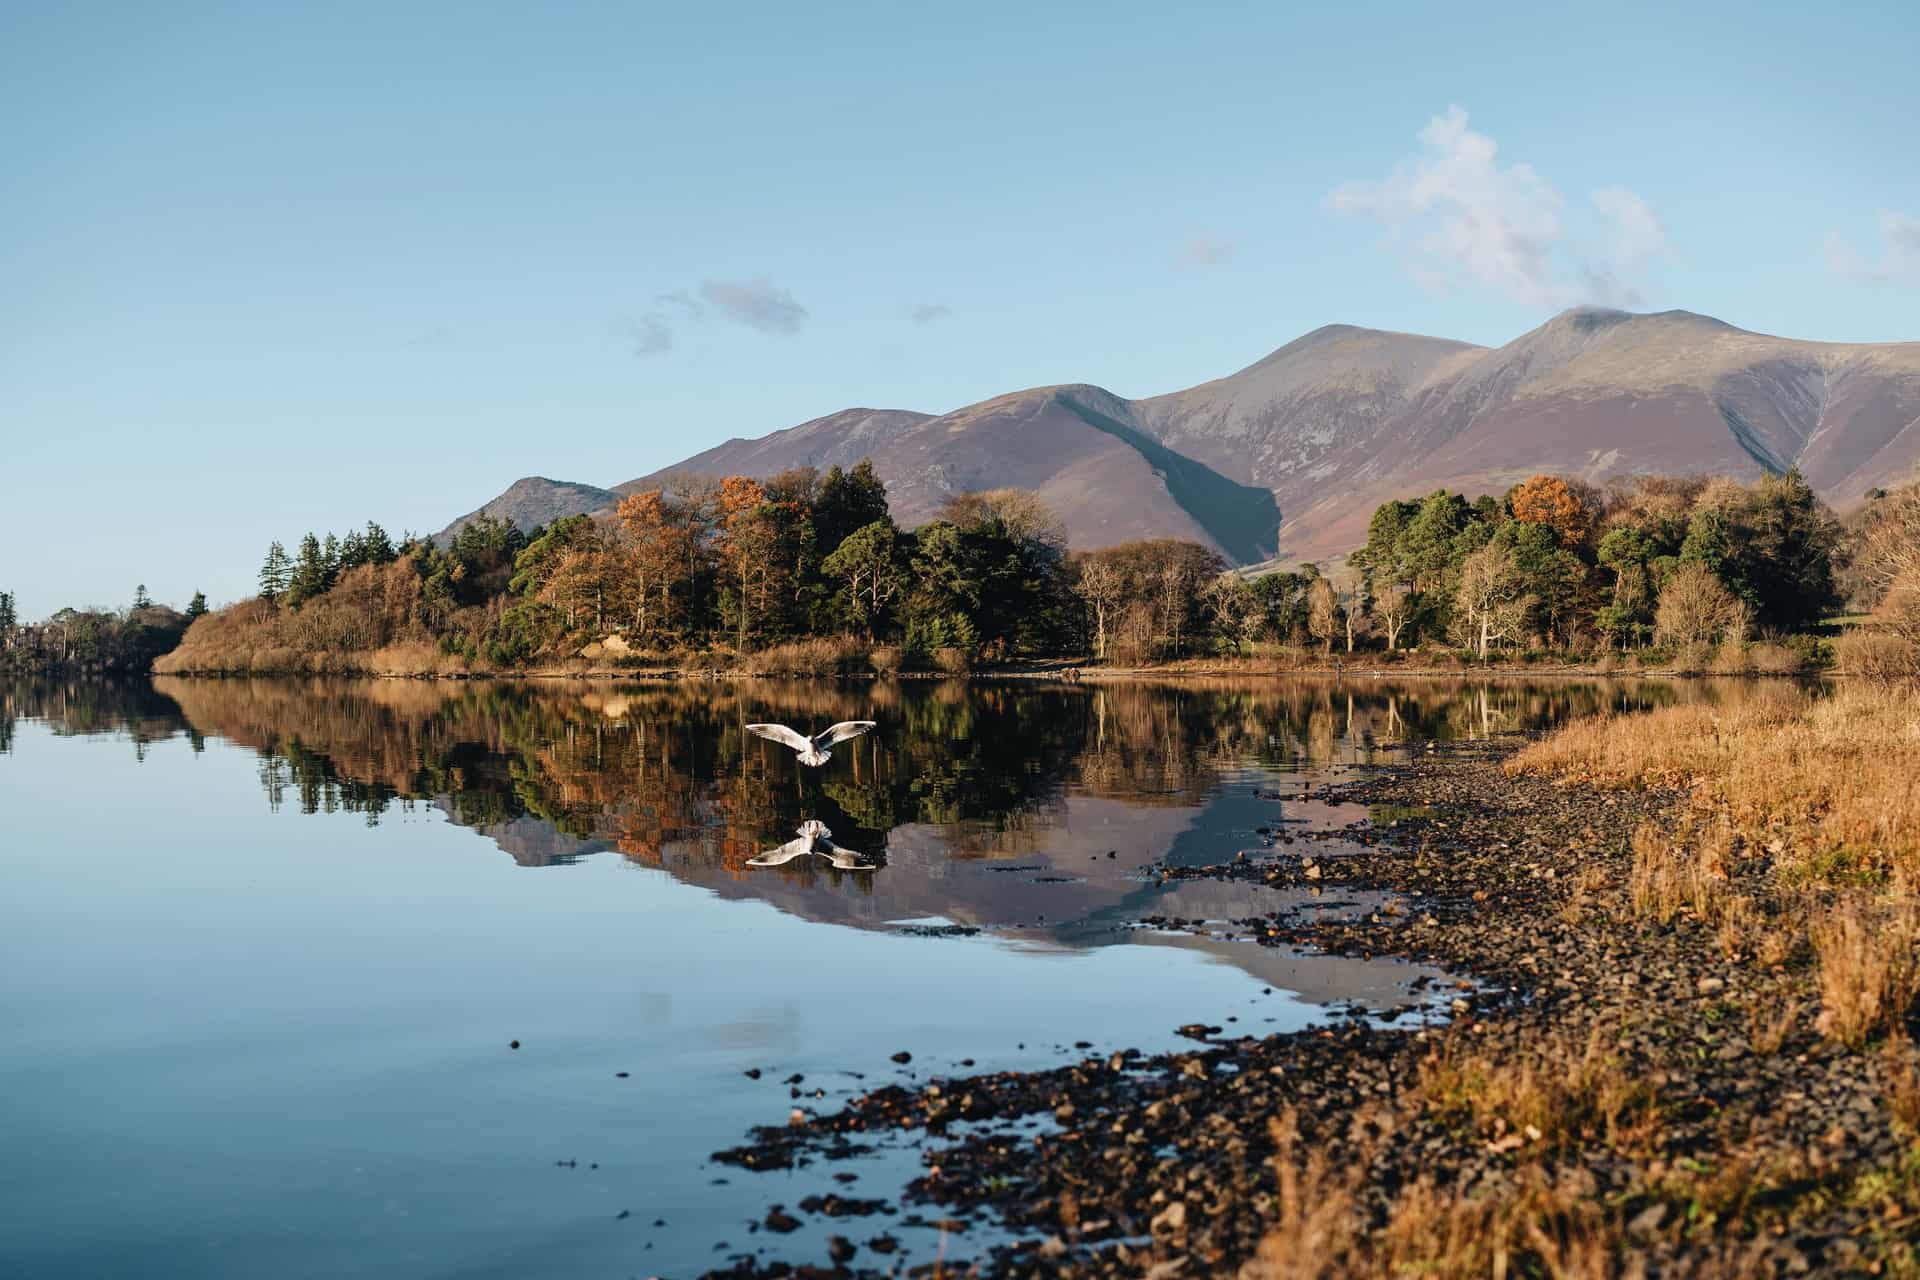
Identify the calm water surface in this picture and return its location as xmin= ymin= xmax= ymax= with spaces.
xmin=0 ymin=675 xmax=1770 ymax=1277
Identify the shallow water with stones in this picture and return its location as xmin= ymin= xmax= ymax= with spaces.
xmin=0 ymin=674 xmax=1768 ymax=1277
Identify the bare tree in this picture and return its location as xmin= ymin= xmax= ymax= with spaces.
xmin=1157 ymin=562 xmax=1193 ymax=657
xmin=1072 ymin=557 xmax=1125 ymax=660
xmin=1454 ymin=544 xmax=1533 ymax=659
xmin=1654 ymin=561 xmax=1749 ymax=647
xmin=1306 ymin=577 xmax=1338 ymax=656
xmin=1200 ymin=573 xmax=1258 ymax=656
xmin=1858 ymin=485 xmax=1920 ymax=647
xmin=1374 ymin=583 xmax=1414 ymax=652
xmin=1336 ymin=568 xmax=1371 ymax=653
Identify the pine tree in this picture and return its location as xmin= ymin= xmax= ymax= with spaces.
xmin=286 ymin=533 xmax=328 ymax=606
xmin=133 ymin=583 xmax=152 ymax=610
xmin=0 ymin=590 xmax=15 ymax=644
xmin=259 ymin=542 xmax=293 ymax=603
xmin=186 ymin=591 xmax=209 ymax=620
xmin=362 ymin=521 xmax=396 ymax=565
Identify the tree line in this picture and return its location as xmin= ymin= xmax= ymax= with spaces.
xmin=142 ymin=460 xmax=1898 ymax=675
xmin=0 ymin=583 xmax=207 ymax=674
xmin=1341 ymin=470 xmax=1841 ymax=659
xmin=180 ymin=462 xmax=1084 ymax=671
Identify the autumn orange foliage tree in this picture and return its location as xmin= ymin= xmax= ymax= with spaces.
xmin=1508 ymin=474 xmax=1595 ymax=549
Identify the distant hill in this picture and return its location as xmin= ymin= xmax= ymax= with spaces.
xmin=438 ymin=308 xmax=1920 ymax=563
xmin=436 ymin=476 xmax=619 ymax=544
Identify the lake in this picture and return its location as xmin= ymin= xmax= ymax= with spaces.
xmin=0 ymin=674 xmax=1757 ymax=1277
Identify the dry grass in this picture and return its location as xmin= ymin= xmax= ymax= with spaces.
xmin=1415 ymin=1024 xmax=1659 ymax=1157
xmin=1748 ymin=642 xmax=1805 ymax=675
xmin=1508 ymin=684 xmax=1920 ymax=889
xmin=1629 ymin=816 xmax=1734 ymax=924
xmin=1239 ymin=1107 xmax=1642 ymax=1280
xmin=1512 ymin=683 xmax=1920 ymax=1045
xmin=1811 ymin=899 xmax=1920 ymax=1047
xmin=1837 ymin=630 xmax=1920 ymax=680
xmin=1751 ymin=999 xmax=1804 ymax=1056
xmin=1881 ymin=1036 xmax=1920 ymax=1135
xmin=1711 ymin=639 xmax=1753 ymax=674
xmin=931 ymin=646 xmax=972 ymax=675
xmin=735 ymin=635 xmax=867 ymax=676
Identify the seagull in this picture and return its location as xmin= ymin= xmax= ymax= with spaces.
xmin=747 ymin=820 xmax=877 ymax=871
xmin=744 ymin=720 xmax=877 ymax=767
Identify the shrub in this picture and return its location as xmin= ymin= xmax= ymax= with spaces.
xmin=739 ymin=636 xmax=865 ymax=676
xmin=1785 ymin=633 xmax=1833 ymax=668
xmin=932 ymin=646 xmax=972 ymax=675
xmin=1673 ymin=641 xmax=1714 ymax=673
xmin=1835 ymin=630 xmax=1919 ymax=681
xmin=1710 ymin=639 xmax=1752 ymax=674
xmin=1747 ymin=642 xmax=1802 ymax=674
xmin=868 ymin=646 xmax=902 ymax=676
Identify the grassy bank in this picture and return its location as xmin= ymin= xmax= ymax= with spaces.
xmin=1508 ymin=681 xmax=1920 ymax=1045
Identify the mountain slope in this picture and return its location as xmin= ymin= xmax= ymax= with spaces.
xmin=440 ymin=309 xmax=1920 ymax=564
xmin=1271 ymin=309 xmax=1920 ymax=556
xmin=437 ymin=476 xmax=619 ymax=542
xmin=621 ymin=391 xmax=1283 ymax=563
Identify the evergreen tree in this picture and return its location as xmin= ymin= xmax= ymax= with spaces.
xmin=186 ymin=591 xmax=209 ymax=620
xmin=814 ymin=460 xmax=891 ymax=559
xmin=0 ymin=590 xmax=15 ymax=643
xmin=286 ymin=533 xmax=329 ymax=606
xmin=321 ymin=533 xmax=342 ymax=585
xmin=133 ymin=583 xmax=152 ymax=610
xmin=259 ymin=542 xmax=293 ymax=603
xmin=362 ymin=521 xmax=397 ymax=564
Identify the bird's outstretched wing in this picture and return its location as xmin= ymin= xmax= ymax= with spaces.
xmin=813 ymin=721 xmax=878 ymax=748
xmin=821 ymin=842 xmax=877 ymax=871
xmin=747 ymin=837 xmax=813 ymax=867
xmin=745 ymin=723 xmax=813 ymax=753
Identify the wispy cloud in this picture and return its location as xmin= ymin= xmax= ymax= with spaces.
xmin=1825 ymin=211 xmax=1920 ymax=284
xmin=699 ymin=277 xmax=808 ymax=335
xmin=625 ymin=314 xmax=673 ymax=358
xmin=1179 ymin=234 xmax=1234 ymax=268
xmin=1329 ymin=106 xmax=1668 ymax=308
xmin=656 ymin=290 xmax=705 ymax=319
xmin=911 ymin=303 xmax=951 ymax=326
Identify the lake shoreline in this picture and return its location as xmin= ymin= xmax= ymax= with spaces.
xmin=704 ymin=735 xmax=1905 ymax=1277
xmin=145 ymin=658 xmax=1818 ymax=682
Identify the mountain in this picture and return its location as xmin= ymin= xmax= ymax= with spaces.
xmin=619 ymin=394 xmax=1283 ymax=563
xmin=437 ymin=476 xmax=618 ymax=543
xmin=1270 ymin=308 xmax=1920 ymax=556
xmin=439 ymin=309 xmax=1920 ymax=563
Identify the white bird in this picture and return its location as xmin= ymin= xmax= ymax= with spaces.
xmin=744 ymin=720 xmax=877 ymax=767
xmin=747 ymin=820 xmax=877 ymax=871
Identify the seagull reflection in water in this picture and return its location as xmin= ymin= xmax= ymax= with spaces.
xmin=746 ymin=819 xmax=880 ymax=872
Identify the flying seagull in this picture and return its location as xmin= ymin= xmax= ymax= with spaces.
xmin=744 ymin=720 xmax=877 ymax=767
xmin=747 ymin=820 xmax=877 ymax=871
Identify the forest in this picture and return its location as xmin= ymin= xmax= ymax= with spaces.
xmin=8 ymin=460 xmax=1909 ymax=678
xmin=0 ymin=585 xmax=205 ymax=675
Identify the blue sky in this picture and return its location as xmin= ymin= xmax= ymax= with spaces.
xmin=4 ymin=0 xmax=1918 ymax=618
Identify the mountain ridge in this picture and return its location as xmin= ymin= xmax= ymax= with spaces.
xmin=438 ymin=308 xmax=1920 ymax=564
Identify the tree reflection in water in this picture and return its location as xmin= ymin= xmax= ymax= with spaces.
xmin=4 ymin=672 xmax=1804 ymax=988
